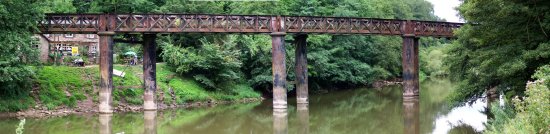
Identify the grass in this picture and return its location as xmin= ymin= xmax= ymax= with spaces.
xmin=0 ymin=96 xmax=35 ymax=112
xmin=0 ymin=63 xmax=261 ymax=112
xmin=36 ymin=66 xmax=93 ymax=109
xmin=155 ymin=63 xmax=261 ymax=104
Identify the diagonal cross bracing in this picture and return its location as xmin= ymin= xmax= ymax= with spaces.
xmin=38 ymin=13 xmax=463 ymax=37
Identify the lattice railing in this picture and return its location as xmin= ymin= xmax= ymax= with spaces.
xmin=38 ymin=14 xmax=463 ymax=37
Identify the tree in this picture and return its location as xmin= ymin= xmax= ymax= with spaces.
xmin=0 ymin=0 xmax=42 ymax=95
xmin=89 ymin=0 xmax=160 ymax=13
xmin=40 ymin=0 xmax=76 ymax=13
xmin=446 ymin=0 xmax=550 ymax=104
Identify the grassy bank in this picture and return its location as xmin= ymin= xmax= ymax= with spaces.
xmin=0 ymin=63 xmax=261 ymax=112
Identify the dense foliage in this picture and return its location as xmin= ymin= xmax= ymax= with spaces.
xmin=446 ymin=0 xmax=550 ymax=104
xmin=0 ymin=0 xmax=42 ymax=110
xmin=153 ymin=0 xmax=443 ymax=91
xmin=486 ymin=65 xmax=550 ymax=134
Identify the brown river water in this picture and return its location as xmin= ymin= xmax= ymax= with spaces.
xmin=0 ymin=79 xmax=487 ymax=134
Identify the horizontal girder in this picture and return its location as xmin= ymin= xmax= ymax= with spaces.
xmin=38 ymin=14 xmax=463 ymax=37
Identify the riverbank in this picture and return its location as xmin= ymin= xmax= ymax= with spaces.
xmin=1 ymin=97 xmax=263 ymax=118
xmin=0 ymin=63 xmax=262 ymax=118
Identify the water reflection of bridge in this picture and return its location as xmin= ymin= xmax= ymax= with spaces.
xmin=97 ymin=100 xmax=420 ymax=134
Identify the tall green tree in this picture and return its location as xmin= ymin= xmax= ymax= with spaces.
xmin=446 ymin=0 xmax=550 ymax=103
xmin=0 ymin=0 xmax=43 ymax=95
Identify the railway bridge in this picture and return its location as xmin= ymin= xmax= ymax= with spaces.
xmin=38 ymin=13 xmax=463 ymax=113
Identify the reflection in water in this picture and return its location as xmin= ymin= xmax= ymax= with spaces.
xmin=144 ymin=111 xmax=157 ymax=134
xmin=273 ymin=109 xmax=288 ymax=134
xmin=297 ymin=104 xmax=309 ymax=134
xmin=432 ymin=99 xmax=486 ymax=133
xmin=403 ymin=98 xmax=419 ymax=134
xmin=99 ymin=114 xmax=112 ymax=134
xmin=0 ymin=79 xmax=487 ymax=134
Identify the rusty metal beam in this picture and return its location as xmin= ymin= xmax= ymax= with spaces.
xmin=295 ymin=34 xmax=308 ymax=104
xmin=98 ymin=31 xmax=115 ymax=114
xmin=39 ymin=14 xmax=462 ymax=37
xmin=143 ymin=34 xmax=157 ymax=111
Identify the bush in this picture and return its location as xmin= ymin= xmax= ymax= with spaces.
xmin=486 ymin=65 xmax=550 ymax=134
xmin=161 ymin=36 xmax=242 ymax=90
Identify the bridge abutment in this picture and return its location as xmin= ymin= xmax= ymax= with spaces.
xmin=271 ymin=32 xmax=287 ymax=109
xmin=402 ymin=35 xmax=420 ymax=98
xmin=142 ymin=34 xmax=158 ymax=111
xmin=295 ymin=34 xmax=308 ymax=104
xmin=98 ymin=31 xmax=115 ymax=114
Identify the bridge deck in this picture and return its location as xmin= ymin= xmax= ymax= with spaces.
xmin=39 ymin=14 xmax=462 ymax=37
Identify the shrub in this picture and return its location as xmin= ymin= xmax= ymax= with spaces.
xmin=486 ymin=65 xmax=550 ymax=134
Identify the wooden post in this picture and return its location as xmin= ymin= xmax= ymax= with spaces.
xmin=142 ymin=34 xmax=157 ymax=110
xmin=99 ymin=114 xmax=112 ymax=134
xmin=273 ymin=109 xmax=288 ymax=134
xmin=144 ymin=111 xmax=157 ymax=134
xmin=402 ymin=35 xmax=419 ymax=97
xmin=98 ymin=31 xmax=115 ymax=114
xmin=403 ymin=98 xmax=419 ymax=134
xmin=297 ymin=104 xmax=309 ymax=134
xmin=295 ymin=34 xmax=308 ymax=104
xmin=271 ymin=32 xmax=287 ymax=109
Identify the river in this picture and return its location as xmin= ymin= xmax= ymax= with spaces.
xmin=0 ymin=79 xmax=487 ymax=134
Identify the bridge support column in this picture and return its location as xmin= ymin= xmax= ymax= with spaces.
xmin=271 ymin=32 xmax=287 ymax=109
xmin=98 ymin=31 xmax=115 ymax=114
xmin=295 ymin=34 xmax=308 ymax=104
xmin=402 ymin=35 xmax=419 ymax=98
xmin=143 ymin=34 xmax=158 ymax=111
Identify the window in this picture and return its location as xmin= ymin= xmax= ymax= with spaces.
xmin=86 ymin=34 xmax=95 ymax=38
xmin=64 ymin=34 xmax=74 ymax=38
xmin=90 ymin=44 xmax=97 ymax=53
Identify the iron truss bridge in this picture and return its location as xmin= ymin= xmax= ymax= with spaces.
xmin=39 ymin=14 xmax=463 ymax=37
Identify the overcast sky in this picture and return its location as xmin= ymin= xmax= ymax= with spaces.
xmin=426 ymin=0 xmax=463 ymax=22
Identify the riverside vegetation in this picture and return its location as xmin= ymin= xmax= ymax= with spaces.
xmin=0 ymin=64 xmax=261 ymax=113
xmin=1 ymin=0 xmax=549 ymax=133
